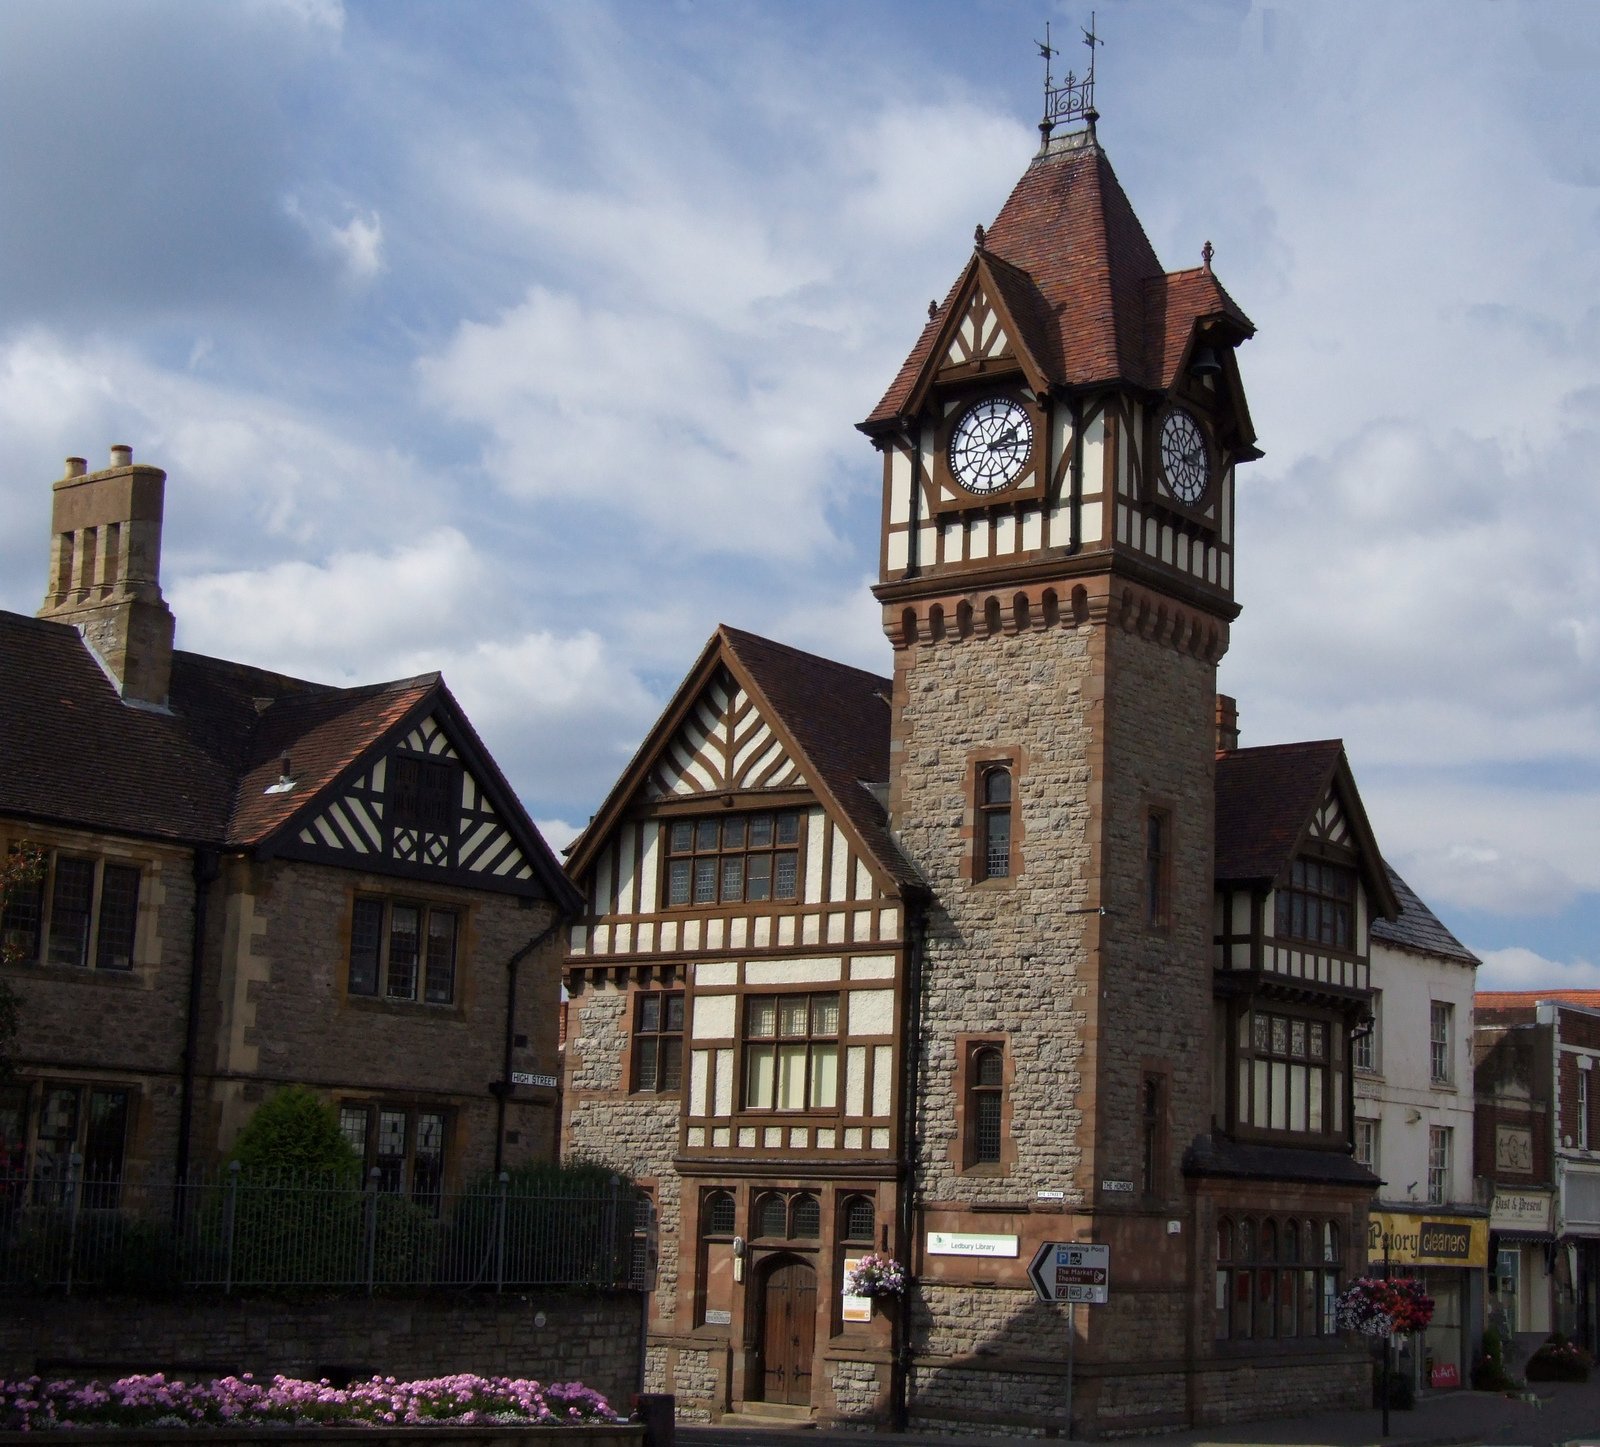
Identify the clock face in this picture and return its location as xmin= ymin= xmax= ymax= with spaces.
xmin=1159 ymin=408 xmax=1211 ymax=505
xmin=949 ymin=398 xmax=1033 ymax=495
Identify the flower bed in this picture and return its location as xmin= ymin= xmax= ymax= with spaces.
xmin=0 ymin=1373 xmax=632 ymax=1437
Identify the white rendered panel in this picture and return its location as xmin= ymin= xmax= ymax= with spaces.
xmin=638 ymin=828 xmax=661 ymax=914
xmin=1082 ymin=500 xmax=1102 ymax=544
xmin=849 ymin=988 xmax=895 ymax=1036
xmin=996 ymin=514 xmax=1016 ymax=556
xmin=968 ymin=517 xmax=990 ymax=560
xmin=745 ymin=957 xmax=843 ymax=985
xmin=846 ymin=1046 xmax=867 ymax=1115
xmin=845 ymin=1128 xmax=863 ymax=1150
xmin=693 ymin=994 xmax=737 ymax=1039
xmin=615 ymin=924 xmax=632 ymax=953
xmin=616 ymin=827 xmax=636 ymax=915
xmin=943 ymin=518 xmax=964 ymax=562
xmin=887 ymin=531 xmax=909 ymax=571
xmin=689 ymin=1050 xmax=710 ymax=1116
xmin=687 ymin=1127 xmax=705 ymax=1147
xmin=827 ymin=913 xmax=846 ymax=943
xmin=802 ymin=914 xmax=821 ymax=945
xmin=918 ymin=523 xmax=936 ymax=565
xmin=715 ymin=1049 xmax=734 ymax=1115
xmin=850 ymin=955 xmax=895 ymax=980
xmin=871 ymin=1128 xmax=890 ymax=1150
xmin=754 ymin=917 xmax=771 ymax=948
xmin=777 ymin=917 xmax=795 ymax=946
xmin=830 ymin=826 xmax=849 ymax=903
xmin=1022 ymin=511 xmax=1043 ymax=550
xmin=873 ymin=1046 xmax=893 ymax=1115
xmin=855 ymin=860 xmax=873 ymax=901
xmin=706 ymin=918 xmax=725 ymax=950
xmin=729 ymin=918 xmax=748 ymax=949
xmin=852 ymin=911 xmax=873 ymax=941
xmin=805 ymin=811 xmax=826 ymax=903
xmin=879 ymin=908 xmax=898 ymax=937
xmin=889 ymin=449 xmax=912 ymax=525
xmin=595 ymin=850 xmax=614 ymax=918
xmin=738 ymin=1127 xmax=756 ymax=1148
xmin=696 ymin=960 xmax=737 ymax=987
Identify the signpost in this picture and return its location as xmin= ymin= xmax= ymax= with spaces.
xmin=1027 ymin=1242 xmax=1111 ymax=1439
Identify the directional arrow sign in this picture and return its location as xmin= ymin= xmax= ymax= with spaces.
xmin=1027 ymin=1241 xmax=1110 ymax=1305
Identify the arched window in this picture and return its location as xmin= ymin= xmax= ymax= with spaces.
xmin=756 ymin=1192 xmax=788 ymax=1239
xmin=791 ymin=1193 xmax=820 ymax=1240
xmin=969 ymin=1044 xmax=1005 ymax=1165
xmin=842 ymin=1195 xmax=875 ymax=1245
xmin=703 ymin=1190 xmax=736 ymax=1237
xmin=978 ymin=767 xmax=1012 ymax=879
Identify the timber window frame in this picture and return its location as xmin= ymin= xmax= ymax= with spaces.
xmin=663 ymin=811 xmax=802 ymax=909
xmin=958 ymin=1037 xmax=1010 ymax=1173
xmin=1353 ymin=992 xmax=1381 ymax=1074
xmin=1274 ymin=856 xmax=1355 ymax=950
xmin=1355 ymin=1117 xmax=1379 ymax=1171
xmin=390 ymin=754 xmax=460 ymax=834
xmin=338 ymin=1101 xmax=448 ymax=1206
xmin=1 ymin=1080 xmax=133 ymax=1208
xmin=1233 ymin=1004 xmax=1344 ymax=1141
xmin=1429 ymin=1001 xmax=1453 ymax=1085
xmin=1215 ymin=1215 xmax=1343 ymax=1343
xmin=1427 ymin=1124 xmax=1452 ymax=1205
xmin=977 ymin=766 xmax=1013 ymax=880
xmin=632 ymin=991 xmax=685 ymax=1094
xmin=1 ymin=849 xmax=141 ymax=972
xmin=347 ymin=896 xmax=459 ymax=1005
xmin=741 ymin=992 xmax=839 ymax=1112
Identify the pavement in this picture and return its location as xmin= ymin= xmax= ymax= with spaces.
xmin=678 ymin=1377 xmax=1600 ymax=1447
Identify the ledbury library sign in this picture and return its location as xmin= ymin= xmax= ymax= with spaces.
xmin=1367 ymin=1210 xmax=1489 ymax=1268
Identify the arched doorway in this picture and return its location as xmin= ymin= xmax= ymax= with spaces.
xmin=756 ymin=1253 xmax=816 ymax=1406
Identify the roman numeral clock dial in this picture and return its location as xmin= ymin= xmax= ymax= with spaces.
xmin=949 ymin=397 xmax=1033 ymax=496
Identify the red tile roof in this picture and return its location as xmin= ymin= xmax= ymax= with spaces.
xmin=1477 ymin=990 xmax=1600 ymax=1012
xmin=864 ymin=138 xmax=1254 ymax=428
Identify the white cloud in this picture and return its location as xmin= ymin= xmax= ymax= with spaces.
xmin=1477 ymin=947 xmax=1600 ymax=994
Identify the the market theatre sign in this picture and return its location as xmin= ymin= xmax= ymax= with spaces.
xmin=1367 ymin=1210 xmax=1489 ymax=1268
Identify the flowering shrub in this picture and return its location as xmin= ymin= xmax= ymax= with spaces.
xmin=1525 ymin=1336 xmax=1593 ymax=1383
xmin=0 ymin=1371 xmax=621 ymax=1432
xmin=1335 ymin=1276 xmax=1434 ymax=1338
xmin=844 ymin=1253 xmax=907 ymax=1299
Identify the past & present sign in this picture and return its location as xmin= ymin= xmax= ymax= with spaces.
xmin=1367 ymin=1211 xmax=1488 ymax=1268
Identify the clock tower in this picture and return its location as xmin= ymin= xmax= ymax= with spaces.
xmin=859 ymin=117 xmax=1260 ymax=1425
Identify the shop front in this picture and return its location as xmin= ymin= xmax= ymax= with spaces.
xmin=1367 ymin=1209 xmax=1489 ymax=1391
xmin=1489 ymin=1190 xmax=1555 ymax=1354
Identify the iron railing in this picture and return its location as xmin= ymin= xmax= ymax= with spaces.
xmin=0 ymin=1162 xmax=645 ymax=1295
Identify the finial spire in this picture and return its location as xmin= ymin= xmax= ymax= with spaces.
xmin=974 ymin=223 xmax=986 ymax=250
xmin=1202 ymin=239 xmax=1214 ymax=274
xmin=1039 ymin=11 xmax=1103 ymax=142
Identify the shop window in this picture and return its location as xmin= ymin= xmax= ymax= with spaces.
xmin=339 ymin=1102 xmax=447 ymax=1207
xmin=664 ymin=812 xmax=800 ymax=907
xmin=743 ymin=993 xmax=838 ymax=1111
xmin=348 ymin=898 xmax=457 ymax=1004
xmin=1 ymin=850 xmax=141 ymax=971
xmin=633 ymin=992 xmax=684 ymax=1093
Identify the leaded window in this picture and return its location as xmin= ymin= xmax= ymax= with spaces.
xmin=634 ymin=992 xmax=684 ymax=1093
xmin=664 ymin=812 xmax=801 ymax=907
xmin=743 ymin=993 xmax=838 ymax=1111
xmin=348 ymin=897 xmax=458 ymax=1004
xmin=1274 ymin=857 xmax=1355 ymax=949
xmin=1 ymin=850 xmax=141 ymax=971
xmin=978 ymin=767 xmax=1012 ymax=880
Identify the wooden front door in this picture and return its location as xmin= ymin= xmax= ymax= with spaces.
xmin=758 ymin=1255 xmax=816 ymax=1405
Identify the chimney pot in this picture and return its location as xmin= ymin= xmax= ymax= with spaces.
xmin=64 ymin=457 xmax=87 ymax=478
xmin=110 ymin=444 xmax=133 ymax=467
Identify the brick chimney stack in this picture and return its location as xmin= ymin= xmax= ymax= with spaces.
xmin=1215 ymin=694 xmax=1240 ymax=753
xmin=38 ymin=445 xmax=176 ymax=709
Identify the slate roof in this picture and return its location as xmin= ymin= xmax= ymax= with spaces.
xmin=1370 ymin=863 xmax=1478 ymax=967
xmin=1184 ymin=1134 xmax=1381 ymax=1188
xmin=1214 ymin=740 xmax=1346 ymax=886
xmin=0 ymin=608 xmax=576 ymax=907
xmin=863 ymin=136 xmax=1255 ymax=429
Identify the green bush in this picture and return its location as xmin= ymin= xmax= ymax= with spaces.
xmin=227 ymin=1087 xmax=361 ymax=1177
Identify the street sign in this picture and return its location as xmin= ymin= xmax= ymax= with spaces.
xmin=1027 ymin=1241 xmax=1110 ymax=1305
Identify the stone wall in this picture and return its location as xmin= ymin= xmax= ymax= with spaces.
xmin=0 ymin=1293 xmax=642 ymax=1411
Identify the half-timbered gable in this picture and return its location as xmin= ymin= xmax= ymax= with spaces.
xmin=2 ymin=446 xmax=579 ymax=1203
xmin=1212 ymin=738 xmax=1398 ymax=1149
xmin=562 ymin=624 xmax=920 ymax=1415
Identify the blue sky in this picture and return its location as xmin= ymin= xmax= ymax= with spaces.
xmin=3 ymin=1 xmax=1598 ymax=990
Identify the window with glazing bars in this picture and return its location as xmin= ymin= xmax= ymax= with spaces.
xmin=743 ymin=993 xmax=838 ymax=1110
xmin=1274 ymin=857 xmax=1354 ymax=949
xmin=1428 ymin=1125 xmax=1451 ymax=1205
xmin=339 ymin=1102 xmax=447 ymax=1206
xmin=978 ymin=768 xmax=1012 ymax=879
xmin=634 ymin=992 xmax=684 ymax=1092
xmin=1430 ymin=1002 xmax=1453 ymax=1084
xmin=970 ymin=1045 xmax=1004 ymax=1163
xmin=1 ymin=850 xmax=140 ymax=970
xmin=348 ymin=898 xmax=457 ymax=1003
xmin=664 ymin=812 xmax=800 ymax=907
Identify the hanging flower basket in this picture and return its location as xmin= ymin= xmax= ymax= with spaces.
xmin=844 ymin=1253 xmax=907 ymax=1299
xmin=1335 ymin=1276 xmax=1435 ymax=1338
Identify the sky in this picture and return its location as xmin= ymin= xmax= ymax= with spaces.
xmin=3 ymin=0 xmax=1598 ymax=992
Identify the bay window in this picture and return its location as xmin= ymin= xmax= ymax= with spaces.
xmin=743 ymin=993 xmax=838 ymax=1110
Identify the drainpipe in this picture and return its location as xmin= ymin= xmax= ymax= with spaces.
xmin=493 ymin=910 xmax=563 ymax=1176
xmin=893 ymin=896 xmax=928 ymax=1432
xmin=174 ymin=846 xmax=221 ymax=1190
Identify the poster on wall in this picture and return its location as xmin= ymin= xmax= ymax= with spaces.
xmin=842 ymin=1257 xmax=872 ymax=1324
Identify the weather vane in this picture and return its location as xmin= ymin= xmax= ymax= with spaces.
xmin=1038 ymin=12 xmax=1102 ymax=143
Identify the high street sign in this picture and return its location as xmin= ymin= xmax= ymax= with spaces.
xmin=1027 ymin=1241 xmax=1110 ymax=1305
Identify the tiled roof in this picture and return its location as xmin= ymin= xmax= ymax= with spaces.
xmin=1214 ymin=740 xmax=1344 ymax=886
xmin=864 ymin=137 xmax=1255 ymax=428
xmin=1371 ymin=864 xmax=1478 ymax=967
xmin=1477 ymin=990 xmax=1600 ymax=1013
xmin=0 ymin=609 xmax=575 ymax=907
xmin=1184 ymin=1134 xmax=1380 ymax=1188
xmin=719 ymin=628 xmax=922 ymax=892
